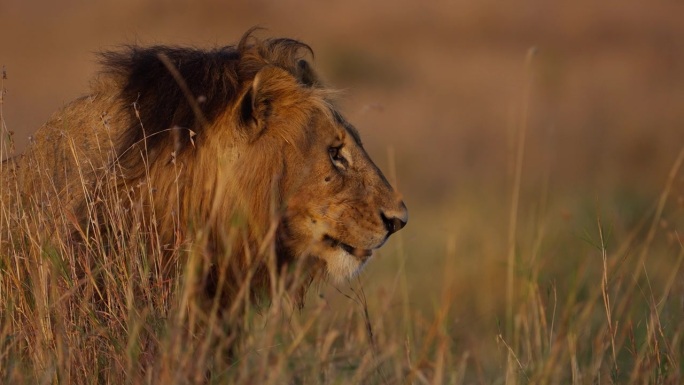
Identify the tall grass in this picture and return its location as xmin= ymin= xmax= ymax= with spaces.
xmin=1 ymin=69 xmax=683 ymax=384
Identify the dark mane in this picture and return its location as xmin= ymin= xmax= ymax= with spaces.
xmin=99 ymin=30 xmax=316 ymax=165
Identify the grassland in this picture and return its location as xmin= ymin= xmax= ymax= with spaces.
xmin=2 ymin=1 xmax=684 ymax=383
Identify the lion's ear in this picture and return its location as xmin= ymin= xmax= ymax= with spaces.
xmin=238 ymin=69 xmax=271 ymax=141
xmin=238 ymin=66 xmax=301 ymax=141
xmin=296 ymin=59 xmax=318 ymax=87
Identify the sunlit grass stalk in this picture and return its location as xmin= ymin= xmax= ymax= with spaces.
xmin=597 ymin=216 xmax=618 ymax=376
xmin=505 ymin=46 xmax=536 ymax=383
xmin=386 ymin=145 xmax=413 ymax=350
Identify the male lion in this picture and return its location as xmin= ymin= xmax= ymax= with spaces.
xmin=2 ymin=30 xmax=407 ymax=318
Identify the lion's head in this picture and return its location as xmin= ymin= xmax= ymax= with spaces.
xmin=274 ymin=101 xmax=409 ymax=281
xmin=96 ymin=31 xmax=408 ymax=284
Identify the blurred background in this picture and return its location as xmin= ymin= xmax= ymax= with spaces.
xmin=3 ymin=0 xmax=684 ymax=375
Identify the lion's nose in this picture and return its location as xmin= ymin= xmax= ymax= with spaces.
xmin=381 ymin=201 xmax=408 ymax=236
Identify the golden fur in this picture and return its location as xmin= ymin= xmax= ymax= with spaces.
xmin=3 ymin=30 xmax=407 ymax=310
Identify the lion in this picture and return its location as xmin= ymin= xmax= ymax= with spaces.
xmin=2 ymin=30 xmax=407 ymax=320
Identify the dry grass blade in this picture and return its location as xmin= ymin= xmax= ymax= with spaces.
xmin=597 ymin=216 xmax=618 ymax=376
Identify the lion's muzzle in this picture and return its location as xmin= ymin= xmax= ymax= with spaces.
xmin=380 ymin=200 xmax=408 ymax=238
xmin=381 ymin=200 xmax=408 ymax=236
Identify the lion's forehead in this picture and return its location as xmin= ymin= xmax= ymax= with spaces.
xmin=330 ymin=109 xmax=362 ymax=146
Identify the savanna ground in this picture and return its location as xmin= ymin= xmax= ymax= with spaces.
xmin=2 ymin=0 xmax=684 ymax=383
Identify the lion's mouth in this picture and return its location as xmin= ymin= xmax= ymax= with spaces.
xmin=323 ymin=235 xmax=373 ymax=262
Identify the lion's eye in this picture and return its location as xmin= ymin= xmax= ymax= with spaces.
xmin=328 ymin=146 xmax=340 ymax=160
xmin=328 ymin=146 xmax=347 ymax=169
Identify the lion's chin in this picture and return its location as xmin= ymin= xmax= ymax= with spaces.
xmin=324 ymin=248 xmax=373 ymax=283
